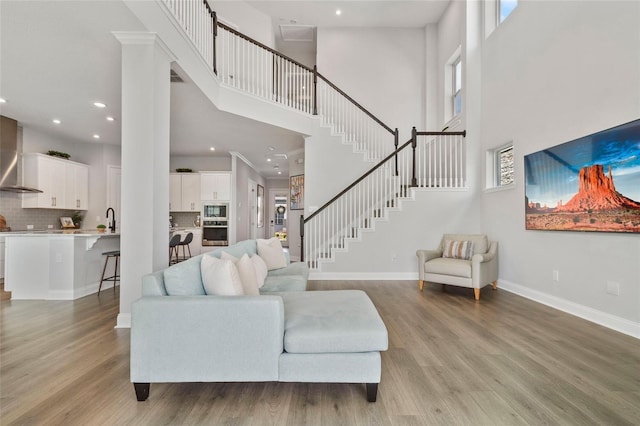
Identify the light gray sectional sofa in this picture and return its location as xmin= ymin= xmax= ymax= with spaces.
xmin=131 ymin=239 xmax=389 ymax=402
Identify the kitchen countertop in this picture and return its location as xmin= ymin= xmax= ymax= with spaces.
xmin=2 ymin=229 xmax=120 ymax=236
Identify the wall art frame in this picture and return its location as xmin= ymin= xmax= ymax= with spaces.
xmin=290 ymin=174 xmax=304 ymax=210
xmin=524 ymin=118 xmax=640 ymax=233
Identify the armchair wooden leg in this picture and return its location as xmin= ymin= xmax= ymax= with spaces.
xmin=474 ymin=288 xmax=480 ymax=300
xmin=419 ymin=280 xmax=424 ymax=291
xmin=492 ymin=281 xmax=498 ymax=290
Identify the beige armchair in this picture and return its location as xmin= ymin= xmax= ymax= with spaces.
xmin=416 ymin=234 xmax=498 ymax=300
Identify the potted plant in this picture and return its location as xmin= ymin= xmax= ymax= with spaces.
xmin=97 ymin=224 xmax=107 ymax=233
xmin=71 ymin=211 xmax=84 ymax=229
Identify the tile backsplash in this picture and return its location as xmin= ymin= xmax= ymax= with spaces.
xmin=1 ymin=192 xmax=78 ymax=231
xmin=170 ymin=212 xmax=200 ymax=228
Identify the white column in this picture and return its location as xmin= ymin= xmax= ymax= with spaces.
xmin=113 ymin=32 xmax=175 ymax=328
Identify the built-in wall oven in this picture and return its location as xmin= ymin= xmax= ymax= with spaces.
xmin=202 ymin=202 xmax=229 ymax=246
xmin=202 ymin=220 xmax=228 ymax=246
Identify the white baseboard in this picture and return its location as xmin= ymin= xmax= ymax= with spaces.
xmin=116 ymin=313 xmax=131 ymax=329
xmin=499 ymin=279 xmax=640 ymax=339
xmin=309 ymin=272 xmax=419 ymax=281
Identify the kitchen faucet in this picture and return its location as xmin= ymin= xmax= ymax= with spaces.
xmin=106 ymin=207 xmax=116 ymax=233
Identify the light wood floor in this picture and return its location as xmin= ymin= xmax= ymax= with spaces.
xmin=1 ymin=281 xmax=639 ymax=425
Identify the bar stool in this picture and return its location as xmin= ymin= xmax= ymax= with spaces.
xmin=176 ymin=232 xmax=193 ymax=262
xmin=169 ymin=234 xmax=182 ymax=265
xmin=99 ymin=250 xmax=120 ymax=295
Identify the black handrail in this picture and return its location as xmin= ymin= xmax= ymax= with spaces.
xmin=316 ymin=72 xmax=395 ymax=135
xmin=214 ymin=20 xmax=394 ymax=137
xmin=302 ymin=129 xmax=468 ymax=252
xmin=217 ymin=21 xmax=314 ymax=73
xmin=303 ymin=138 xmax=413 ymax=225
xmin=304 ymin=127 xmax=467 ymax=223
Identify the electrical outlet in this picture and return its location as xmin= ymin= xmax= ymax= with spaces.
xmin=27 ymin=224 xmax=34 ymax=230
xmin=553 ymin=270 xmax=560 ymax=282
xmin=606 ymin=281 xmax=620 ymax=296
xmin=48 ymin=224 xmax=53 ymax=229
xmin=55 ymin=253 xmax=63 ymax=263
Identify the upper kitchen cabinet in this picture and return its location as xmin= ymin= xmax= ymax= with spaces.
xmin=200 ymin=172 xmax=231 ymax=201
xmin=170 ymin=173 xmax=201 ymax=212
xmin=22 ymin=153 xmax=89 ymax=210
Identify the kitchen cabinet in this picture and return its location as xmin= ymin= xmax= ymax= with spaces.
xmin=65 ymin=162 xmax=89 ymax=210
xmin=22 ymin=153 xmax=89 ymax=210
xmin=170 ymin=173 xmax=201 ymax=212
xmin=200 ymin=172 xmax=231 ymax=201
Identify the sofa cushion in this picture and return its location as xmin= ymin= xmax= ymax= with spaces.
xmin=261 ymin=275 xmax=307 ymax=293
xmin=211 ymin=239 xmax=258 ymax=259
xmin=424 ymin=257 xmax=472 ymax=278
xmin=442 ymin=239 xmax=474 ymax=260
xmin=266 ymin=262 xmax=310 ymax=281
xmin=257 ymin=237 xmax=287 ymax=270
xmin=221 ymin=252 xmax=260 ymax=296
xmin=201 ymin=256 xmax=244 ymax=296
xmin=441 ymin=234 xmax=488 ymax=255
xmin=163 ymin=255 xmax=205 ymax=296
xmin=280 ymin=290 xmax=388 ymax=354
xmin=251 ymin=255 xmax=268 ymax=288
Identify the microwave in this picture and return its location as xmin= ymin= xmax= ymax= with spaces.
xmin=203 ymin=203 xmax=228 ymax=220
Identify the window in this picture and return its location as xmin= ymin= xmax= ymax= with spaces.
xmin=486 ymin=143 xmax=514 ymax=189
xmin=498 ymin=0 xmax=518 ymax=23
xmin=453 ymin=57 xmax=462 ymax=117
xmin=496 ymin=144 xmax=514 ymax=186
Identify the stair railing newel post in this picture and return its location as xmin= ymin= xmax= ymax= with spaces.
xmin=313 ymin=65 xmax=318 ymax=116
xmin=411 ymin=127 xmax=417 ymax=187
xmin=300 ymin=215 xmax=305 ymax=262
xmin=211 ymin=9 xmax=218 ymax=75
xmin=394 ymin=128 xmax=399 ymax=176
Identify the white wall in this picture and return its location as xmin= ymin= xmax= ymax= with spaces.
xmin=480 ymin=1 xmax=640 ymax=332
xmin=212 ymin=0 xmax=275 ymax=48
xmin=232 ymin=155 xmax=265 ymax=242
xmin=316 ymin=27 xmax=425 ymax=142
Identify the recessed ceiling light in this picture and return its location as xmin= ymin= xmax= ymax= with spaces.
xmin=277 ymin=171 xmax=282 ymax=175
xmin=209 ymin=147 xmax=216 ymax=151
xmin=268 ymin=146 xmax=275 ymax=151
xmin=0 ymin=98 xmax=6 ymax=103
xmin=336 ymin=9 xmax=342 ymax=16
xmin=93 ymin=134 xmax=100 ymax=139
xmin=52 ymin=119 xmax=61 ymax=124
xmin=106 ymin=116 xmax=115 ymax=122
xmin=267 ymin=158 xmax=272 ymax=162
xmin=93 ymin=102 xmax=107 ymax=108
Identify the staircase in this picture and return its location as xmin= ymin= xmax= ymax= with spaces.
xmin=159 ymin=0 xmax=467 ymax=271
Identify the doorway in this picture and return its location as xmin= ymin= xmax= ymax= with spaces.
xmin=268 ymin=188 xmax=288 ymax=247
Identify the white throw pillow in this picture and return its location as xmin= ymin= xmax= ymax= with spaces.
xmin=220 ymin=252 xmax=259 ymax=295
xmin=257 ymin=237 xmax=287 ymax=270
xmin=250 ymin=254 xmax=268 ymax=288
xmin=200 ymin=255 xmax=244 ymax=296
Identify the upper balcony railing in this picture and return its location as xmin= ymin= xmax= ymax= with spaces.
xmin=161 ymin=0 xmax=398 ymax=161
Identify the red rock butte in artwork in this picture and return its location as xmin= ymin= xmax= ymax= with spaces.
xmin=555 ymin=164 xmax=640 ymax=213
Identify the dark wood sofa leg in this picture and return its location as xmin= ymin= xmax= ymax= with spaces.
xmin=366 ymin=383 xmax=378 ymax=402
xmin=134 ymin=383 xmax=150 ymax=401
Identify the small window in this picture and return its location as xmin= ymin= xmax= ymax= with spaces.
xmin=498 ymin=0 xmax=518 ymax=23
xmin=496 ymin=144 xmax=514 ymax=186
xmin=453 ymin=58 xmax=462 ymax=116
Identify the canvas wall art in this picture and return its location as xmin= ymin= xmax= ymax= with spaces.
xmin=525 ymin=118 xmax=640 ymax=233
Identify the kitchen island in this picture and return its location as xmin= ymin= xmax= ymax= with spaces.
xmin=4 ymin=230 xmax=120 ymax=300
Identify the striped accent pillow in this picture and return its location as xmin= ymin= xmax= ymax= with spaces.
xmin=442 ymin=240 xmax=474 ymax=260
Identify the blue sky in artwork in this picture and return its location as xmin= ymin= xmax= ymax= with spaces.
xmin=525 ymin=119 xmax=640 ymax=207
